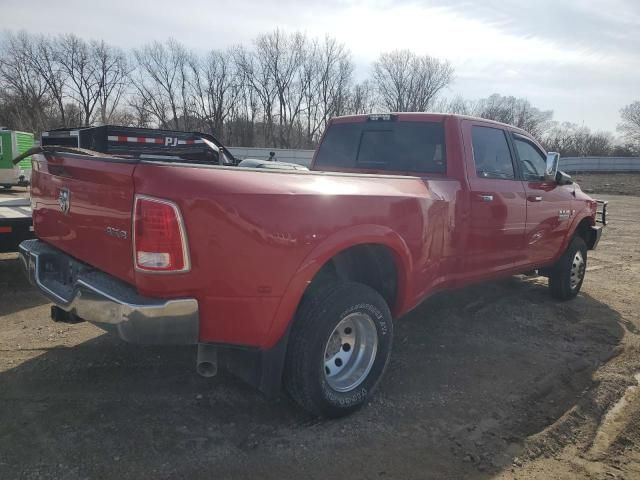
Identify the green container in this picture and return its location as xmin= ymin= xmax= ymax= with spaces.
xmin=0 ymin=129 xmax=34 ymax=187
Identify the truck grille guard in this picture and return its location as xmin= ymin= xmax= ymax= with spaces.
xmin=596 ymin=200 xmax=608 ymax=225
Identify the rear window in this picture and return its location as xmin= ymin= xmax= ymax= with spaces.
xmin=314 ymin=121 xmax=446 ymax=174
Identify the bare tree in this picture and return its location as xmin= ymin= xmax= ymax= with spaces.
xmin=226 ymin=66 xmax=260 ymax=146
xmin=56 ymin=34 xmax=102 ymax=125
xmin=315 ymin=37 xmax=353 ymax=136
xmin=301 ymin=36 xmax=354 ymax=146
xmin=132 ymin=39 xmax=192 ymax=130
xmin=543 ymin=122 xmax=613 ymax=157
xmin=543 ymin=122 xmax=577 ymax=155
xmin=234 ymin=44 xmax=276 ymax=145
xmin=28 ymin=35 xmax=69 ymax=126
xmin=611 ymin=143 xmax=638 ymax=156
xmin=188 ymin=49 xmax=241 ymax=138
xmin=432 ymin=94 xmax=474 ymax=115
xmin=0 ymin=31 xmax=52 ymax=132
xmin=6 ymin=28 xmax=631 ymax=155
xmin=256 ymin=30 xmax=307 ymax=147
xmin=346 ymin=81 xmax=375 ymax=115
xmin=372 ymin=49 xmax=453 ymax=112
xmin=1 ymin=32 xmax=128 ymax=130
xmin=583 ymin=131 xmax=615 ymax=156
xmin=299 ymin=39 xmax=322 ymax=145
xmin=92 ymin=40 xmax=129 ymax=125
xmin=474 ymin=93 xmax=552 ymax=137
xmin=127 ymin=94 xmax=156 ymax=128
xmin=618 ymin=101 xmax=640 ymax=149
xmin=235 ymin=31 xmax=353 ymax=148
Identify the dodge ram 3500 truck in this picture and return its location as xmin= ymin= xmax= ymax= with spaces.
xmin=19 ymin=114 xmax=607 ymax=417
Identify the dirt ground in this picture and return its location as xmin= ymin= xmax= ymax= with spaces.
xmin=0 ymin=177 xmax=639 ymax=479
xmin=572 ymin=172 xmax=640 ymax=197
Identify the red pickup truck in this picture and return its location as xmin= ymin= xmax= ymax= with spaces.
xmin=20 ymin=114 xmax=606 ymax=417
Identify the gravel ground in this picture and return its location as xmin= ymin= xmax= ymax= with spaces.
xmin=572 ymin=172 xmax=640 ymax=197
xmin=0 ymin=182 xmax=639 ymax=479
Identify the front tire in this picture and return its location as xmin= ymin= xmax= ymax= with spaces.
xmin=548 ymin=236 xmax=587 ymax=300
xmin=284 ymin=281 xmax=393 ymax=417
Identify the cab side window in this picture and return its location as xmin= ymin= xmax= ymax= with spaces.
xmin=513 ymin=136 xmax=546 ymax=181
xmin=471 ymin=126 xmax=515 ymax=180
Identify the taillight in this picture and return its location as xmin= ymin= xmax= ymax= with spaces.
xmin=133 ymin=195 xmax=190 ymax=273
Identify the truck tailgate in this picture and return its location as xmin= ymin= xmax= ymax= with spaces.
xmin=30 ymin=153 xmax=137 ymax=284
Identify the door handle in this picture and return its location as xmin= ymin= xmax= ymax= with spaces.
xmin=528 ymin=195 xmax=543 ymax=202
xmin=478 ymin=194 xmax=494 ymax=202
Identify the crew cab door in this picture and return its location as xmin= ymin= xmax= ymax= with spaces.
xmin=510 ymin=133 xmax=574 ymax=267
xmin=463 ymin=122 xmax=527 ymax=276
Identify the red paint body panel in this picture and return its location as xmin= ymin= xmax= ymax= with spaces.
xmin=31 ymin=154 xmax=137 ymax=284
xmin=521 ymin=180 xmax=574 ymax=266
xmin=29 ymin=114 xmax=599 ymax=350
xmin=132 ymin=163 xmax=462 ymax=346
xmin=458 ymin=119 xmax=528 ymax=277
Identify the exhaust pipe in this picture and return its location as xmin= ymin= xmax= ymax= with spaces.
xmin=196 ymin=344 xmax=218 ymax=377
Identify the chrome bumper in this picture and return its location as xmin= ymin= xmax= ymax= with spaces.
xmin=19 ymin=239 xmax=199 ymax=344
xmin=590 ymin=225 xmax=603 ymax=250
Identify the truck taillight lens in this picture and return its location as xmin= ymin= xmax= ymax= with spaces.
xmin=133 ymin=195 xmax=190 ymax=273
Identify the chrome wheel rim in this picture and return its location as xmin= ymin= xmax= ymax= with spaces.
xmin=323 ymin=312 xmax=378 ymax=392
xmin=570 ymin=250 xmax=586 ymax=289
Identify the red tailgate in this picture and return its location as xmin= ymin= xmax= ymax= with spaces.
xmin=30 ymin=153 xmax=137 ymax=284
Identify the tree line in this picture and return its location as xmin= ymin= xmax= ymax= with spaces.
xmin=0 ymin=29 xmax=638 ymax=156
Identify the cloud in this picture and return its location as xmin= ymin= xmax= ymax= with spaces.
xmin=2 ymin=0 xmax=638 ymax=131
xmin=421 ymin=0 xmax=640 ymax=54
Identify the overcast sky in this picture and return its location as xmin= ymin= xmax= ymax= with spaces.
xmin=4 ymin=0 xmax=639 ymax=133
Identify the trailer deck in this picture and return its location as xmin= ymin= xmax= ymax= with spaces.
xmin=0 ymin=191 xmax=33 ymax=253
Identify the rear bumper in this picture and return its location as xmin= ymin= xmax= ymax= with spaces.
xmin=19 ymin=239 xmax=199 ymax=344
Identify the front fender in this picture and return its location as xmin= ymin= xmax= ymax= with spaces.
xmin=555 ymin=208 xmax=595 ymax=262
xmin=262 ymin=224 xmax=412 ymax=349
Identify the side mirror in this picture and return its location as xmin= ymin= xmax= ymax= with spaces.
xmin=556 ymin=170 xmax=573 ymax=185
xmin=544 ymin=152 xmax=560 ymax=182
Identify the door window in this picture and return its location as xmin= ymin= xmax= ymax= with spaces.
xmin=471 ymin=126 xmax=515 ymax=179
xmin=513 ymin=136 xmax=546 ymax=181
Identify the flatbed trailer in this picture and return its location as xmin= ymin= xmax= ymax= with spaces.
xmin=5 ymin=125 xmax=237 ymax=253
xmin=0 ymin=196 xmax=33 ymax=253
xmin=40 ymin=125 xmax=237 ymax=164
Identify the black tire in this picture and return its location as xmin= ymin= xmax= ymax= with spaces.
xmin=284 ymin=281 xmax=393 ymax=417
xmin=549 ymin=236 xmax=587 ymax=300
